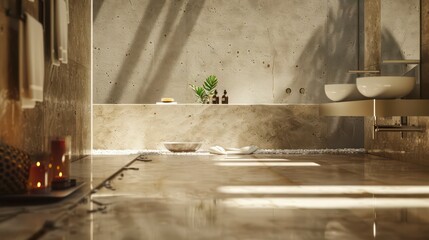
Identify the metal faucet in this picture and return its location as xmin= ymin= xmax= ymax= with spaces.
xmin=348 ymin=70 xmax=380 ymax=75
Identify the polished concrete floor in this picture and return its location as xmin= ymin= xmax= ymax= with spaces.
xmin=2 ymin=153 xmax=429 ymax=239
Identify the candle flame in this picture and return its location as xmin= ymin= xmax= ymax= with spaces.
xmin=48 ymin=163 xmax=52 ymax=168
xmin=36 ymin=161 xmax=41 ymax=167
xmin=59 ymin=172 xmax=63 ymax=177
xmin=37 ymin=182 xmax=41 ymax=188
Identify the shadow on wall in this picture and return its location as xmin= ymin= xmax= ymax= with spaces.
xmin=104 ymin=0 xmax=206 ymax=103
xmin=104 ymin=0 xmax=166 ymax=103
xmin=284 ymin=0 xmax=406 ymax=148
xmin=381 ymin=28 xmax=407 ymax=76
xmin=134 ymin=0 xmax=206 ymax=103
xmin=284 ymin=0 xmax=358 ymax=104
xmin=93 ymin=0 xmax=103 ymax=20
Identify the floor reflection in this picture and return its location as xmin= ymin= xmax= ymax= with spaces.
xmin=52 ymin=154 xmax=429 ymax=239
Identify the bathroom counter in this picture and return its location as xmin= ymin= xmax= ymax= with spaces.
xmin=93 ymin=104 xmax=363 ymax=150
xmin=320 ymin=99 xmax=429 ymax=117
xmin=2 ymin=153 xmax=429 ymax=239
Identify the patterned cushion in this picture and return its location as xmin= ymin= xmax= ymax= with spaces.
xmin=0 ymin=143 xmax=31 ymax=194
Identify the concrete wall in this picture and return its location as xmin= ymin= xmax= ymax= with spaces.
xmin=381 ymin=0 xmax=420 ymax=76
xmin=0 ymin=0 xmax=91 ymax=158
xmin=94 ymin=0 xmax=359 ymax=104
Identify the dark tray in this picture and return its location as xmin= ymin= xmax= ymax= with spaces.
xmin=0 ymin=182 xmax=85 ymax=201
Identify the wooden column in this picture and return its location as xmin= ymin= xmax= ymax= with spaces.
xmin=363 ymin=0 xmax=381 ymax=72
xmin=422 ymin=0 xmax=429 ymax=98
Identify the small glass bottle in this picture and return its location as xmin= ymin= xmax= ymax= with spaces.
xmin=212 ymin=90 xmax=219 ymax=104
xmin=221 ymin=90 xmax=228 ymax=104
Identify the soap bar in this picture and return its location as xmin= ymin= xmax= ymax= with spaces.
xmin=161 ymin=98 xmax=174 ymax=103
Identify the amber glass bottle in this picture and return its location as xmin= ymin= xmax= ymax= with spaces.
xmin=221 ymin=90 xmax=228 ymax=104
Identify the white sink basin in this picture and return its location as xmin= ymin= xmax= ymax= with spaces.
xmin=324 ymin=84 xmax=364 ymax=102
xmin=356 ymin=76 xmax=415 ymax=99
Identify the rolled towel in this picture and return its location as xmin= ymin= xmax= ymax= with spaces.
xmin=209 ymin=146 xmax=227 ymax=155
xmin=240 ymin=145 xmax=259 ymax=154
xmin=209 ymin=146 xmax=258 ymax=155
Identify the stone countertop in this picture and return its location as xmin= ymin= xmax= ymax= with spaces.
xmin=2 ymin=153 xmax=429 ymax=239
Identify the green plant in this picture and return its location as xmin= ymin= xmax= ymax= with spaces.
xmin=189 ymin=85 xmax=208 ymax=103
xmin=189 ymin=75 xmax=218 ymax=103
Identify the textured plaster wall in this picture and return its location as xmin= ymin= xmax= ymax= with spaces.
xmin=94 ymin=0 xmax=359 ymax=104
xmin=93 ymin=104 xmax=363 ymax=150
xmin=380 ymin=0 xmax=420 ymax=76
xmin=0 ymin=0 xmax=91 ymax=158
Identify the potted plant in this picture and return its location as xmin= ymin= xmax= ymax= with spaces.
xmin=189 ymin=75 xmax=218 ymax=103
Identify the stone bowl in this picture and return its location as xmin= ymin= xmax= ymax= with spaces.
xmin=162 ymin=142 xmax=202 ymax=152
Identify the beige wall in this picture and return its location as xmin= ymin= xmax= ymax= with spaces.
xmin=0 ymin=0 xmax=91 ymax=158
xmin=93 ymin=0 xmax=359 ymax=104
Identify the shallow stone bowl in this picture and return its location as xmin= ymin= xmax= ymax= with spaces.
xmin=163 ymin=142 xmax=202 ymax=152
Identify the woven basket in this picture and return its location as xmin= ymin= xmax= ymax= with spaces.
xmin=0 ymin=143 xmax=31 ymax=194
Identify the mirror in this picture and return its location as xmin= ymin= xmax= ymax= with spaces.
xmin=93 ymin=0 xmax=419 ymax=104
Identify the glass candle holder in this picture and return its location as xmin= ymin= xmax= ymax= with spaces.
xmin=50 ymin=137 xmax=71 ymax=183
xmin=27 ymin=154 xmax=52 ymax=193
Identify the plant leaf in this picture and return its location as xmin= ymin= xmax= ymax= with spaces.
xmin=203 ymin=75 xmax=218 ymax=96
xmin=189 ymin=84 xmax=207 ymax=103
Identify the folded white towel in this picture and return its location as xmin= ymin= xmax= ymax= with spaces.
xmin=209 ymin=146 xmax=258 ymax=155
xmin=50 ymin=0 xmax=68 ymax=65
xmin=19 ymin=13 xmax=45 ymax=109
xmin=55 ymin=0 xmax=68 ymax=64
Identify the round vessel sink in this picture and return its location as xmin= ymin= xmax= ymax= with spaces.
xmin=356 ymin=76 xmax=415 ymax=99
xmin=324 ymin=84 xmax=364 ymax=102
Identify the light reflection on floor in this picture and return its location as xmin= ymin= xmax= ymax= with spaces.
xmin=213 ymin=158 xmax=290 ymax=161
xmin=54 ymin=154 xmax=429 ymax=239
xmin=217 ymin=185 xmax=429 ymax=194
xmin=214 ymin=162 xmax=320 ymax=166
xmin=221 ymin=197 xmax=429 ymax=209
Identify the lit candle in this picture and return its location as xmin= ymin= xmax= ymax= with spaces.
xmin=51 ymin=137 xmax=71 ymax=183
xmin=28 ymin=157 xmax=51 ymax=193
